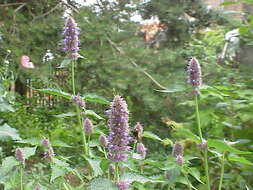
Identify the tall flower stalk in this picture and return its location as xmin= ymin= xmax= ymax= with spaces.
xmin=218 ymin=152 xmax=226 ymax=190
xmin=107 ymin=95 xmax=131 ymax=189
xmin=187 ymin=57 xmax=210 ymax=190
xmin=63 ymin=16 xmax=88 ymax=156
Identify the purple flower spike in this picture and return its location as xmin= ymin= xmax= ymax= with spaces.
xmin=115 ymin=181 xmax=130 ymax=190
xmin=107 ymin=95 xmax=131 ymax=162
xmin=137 ymin=142 xmax=147 ymax=159
xmin=187 ymin=57 xmax=202 ymax=94
xmin=15 ymin=148 xmax=25 ymax=163
xmin=63 ymin=17 xmax=80 ymax=60
xmin=72 ymin=93 xmax=85 ymax=108
xmin=99 ymin=135 xmax=108 ymax=147
xmin=84 ymin=118 xmax=93 ymax=135
xmin=176 ymin=155 xmax=184 ymax=166
xmin=172 ymin=142 xmax=184 ymax=157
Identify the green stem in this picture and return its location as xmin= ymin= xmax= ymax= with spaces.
xmin=195 ymin=95 xmax=210 ymax=190
xmin=103 ymin=147 xmax=107 ymax=159
xmin=115 ymin=163 xmax=120 ymax=182
xmin=20 ymin=165 xmax=23 ymax=190
xmin=182 ymin=171 xmax=192 ymax=190
xmin=76 ymin=106 xmax=88 ymax=155
xmin=218 ymin=152 xmax=225 ymax=190
xmin=71 ymin=61 xmax=76 ymax=95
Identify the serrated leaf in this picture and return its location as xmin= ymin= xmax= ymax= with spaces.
xmin=36 ymin=88 xmax=72 ymax=99
xmin=52 ymin=158 xmax=70 ymax=167
xmin=21 ymin=147 xmax=37 ymax=159
xmin=120 ymin=172 xmax=163 ymax=183
xmin=84 ymin=110 xmax=104 ymax=120
xmin=174 ymin=128 xmax=200 ymax=143
xmin=86 ymin=158 xmax=103 ymax=177
xmin=142 ymin=131 xmax=162 ymax=141
xmin=228 ymin=155 xmax=253 ymax=165
xmin=83 ymin=94 xmax=110 ymax=105
xmin=0 ymin=156 xmax=19 ymax=175
xmin=51 ymin=140 xmax=72 ymax=147
xmin=208 ymin=139 xmax=251 ymax=154
xmin=87 ymin=178 xmax=117 ymax=190
xmin=162 ymin=138 xmax=173 ymax=146
xmin=51 ymin=165 xmax=66 ymax=182
xmin=0 ymin=124 xmax=21 ymax=141
xmin=0 ymin=102 xmax=15 ymax=112
xmin=17 ymin=138 xmax=41 ymax=146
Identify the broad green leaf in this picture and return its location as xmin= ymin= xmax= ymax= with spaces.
xmin=188 ymin=168 xmax=203 ymax=184
xmin=51 ymin=165 xmax=66 ymax=182
xmin=52 ymin=158 xmax=70 ymax=167
xmin=36 ymin=88 xmax=72 ymax=99
xmin=84 ymin=110 xmax=104 ymax=120
xmin=162 ymin=138 xmax=173 ymax=146
xmin=174 ymin=128 xmax=200 ymax=143
xmin=0 ymin=102 xmax=14 ymax=112
xmin=0 ymin=123 xmax=21 ymax=141
xmin=142 ymin=131 xmax=162 ymax=141
xmin=0 ymin=156 xmax=19 ymax=175
xmin=208 ymin=139 xmax=251 ymax=154
xmin=54 ymin=112 xmax=76 ymax=118
xmin=57 ymin=58 xmax=71 ymax=68
xmin=87 ymin=178 xmax=117 ymax=190
xmin=228 ymin=155 xmax=253 ymax=165
xmin=86 ymin=158 xmax=103 ymax=177
xmin=156 ymin=85 xmax=190 ymax=93
xmin=51 ymin=140 xmax=72 ymax=147
xmin=120 ymin=172 xmax=163 ymax=183
xmin=83 ymin=94 xmax=110 ymax=105
xmin=220 ymin=1 xmax=237 ymax=5
xmin=17 ymin=138 xmax=41 ymax=146
xmin=21 ymin=147 xmax=37 ymax=159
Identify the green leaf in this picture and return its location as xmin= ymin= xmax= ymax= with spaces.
xmin=0 ymin=102 xmax=15 ymax=112
xmin=17 ymin=138 xmax=41 ymax=146
xmin=52 ymin=158 xmax=70 ymax=167
xmin=174 ymin=128 xmax=200 ymax=143
xmin=51 ymin=165 xmax=66 ymax=182
xmin=86 ymin=158 xmax=103 ymax=177
xmin=21 ymin=147 xmax=37 ymax=159
xmin=220 ymin=1 xmax=237 ymax=5
xmin=84 ymin=110 xmax=104 ymax=120
xmin=208 ymin=139 xmax=251 ymax=154
xmin=162 ymin=138 xmax=173 ymax=146
xmin=87 ymin=178 xmax=117 ymax=190
xmin=51 ymin=140 xmax=72 ymax=148
xmin=83 ymin=94 xmax=110 ymax=105
xmin=0 ymin=156 xmax=19 ymax=175
xmin=57 ymin=58 xmax=72 ymax=68
xmin=156 ymin=85 xmax=190 ymax=93
xmin=54 ymin=112 xmax=76 ymax=118
xmin=142 ymin=131 xmax=162 ymax=141
xmin=36 ymin=88 xmax=72 ymax=99
xmin=120 ymin=172 xmax=163 ymax=183
xmin=0 ymin=123 xmax=21 ymax=141
xmin=188 ymin=168 xmax=203 ymax=184
xmin=228 ymin=155 xmax=253 ymax=165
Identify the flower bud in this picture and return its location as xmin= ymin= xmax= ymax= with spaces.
xmin=136 ymin=142 xmax=147 ymax=159
xmin=34 ymin=186 xmax=42 ymax=190
xmin=15 ymin=148 xmax=25 ymax=163
xmin=83 ymin=118 xmax=93 ymax=135
xmin=187 ymin=57 xmax=202 ymax=94
xmin=198 ymin=139 xmax=208 ymax=150
xmin=72 ymin=93 xmax=85 ymax=108
xmin=176 ymin=155 xmax=184 ymax=165
xmin=134 ymin=122 xmax=143 ymax=140
xmin=115 ymin=181 xmax=130 ymax=190
xmin=172 ymin=142 xmax=184 ymax=157
xmin=99 ymin=135 xmax=108 ymax=147
xmin=41 ymin=138 xmax=50 ymax=147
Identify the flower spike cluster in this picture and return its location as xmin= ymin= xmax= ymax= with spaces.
xmin=172 ymin=142 xmax=184 ymax=165
xmin=187 ymin=57 xmax=202 ymax=94
xmin=63 ymin=16 xmax=80 ymax=60
xmin=107 ymin=95 xmax=131 ymax=162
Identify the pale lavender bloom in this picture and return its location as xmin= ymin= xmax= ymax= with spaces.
xmin=84 ymin=118 xmax=93 ymax=135
xmin=115 ymin=181 xmax=130 ymax=190
xmin=136 ymin=142 xmax=147 ymax=159
xmin=34 ymin=186 xmax=42 ymax=190
xmin=107 ymin=95 xmax=131 ymax=162
xmin=172 ymin=142 xmax=184 ymax=157
xmin=176 ymin=155 xmax=184 ymax=165
xmin=134 ymin=122 xmax=143 ymax=140
xmin=72 ymin=93 xmax=85 ymax=108
xmin=187 ymin=57 xmax=202 ymax=94
xmin=41 ymin=138 xmax=50 ymax=147
xmin=63 ymin=17 xmax=80 ymax=60
xmin=15 ymin=148 xmax=25 ymax=163
xmin=99 ymin=135 xmax=108 ymax=147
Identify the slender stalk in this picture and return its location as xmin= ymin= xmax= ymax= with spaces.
xmin=182 ymin=171 xmax=192 ymax=190
xmin=71 ymin=60 xmax=88 ymax=156
xmin=20 ymin=165 xmax=23 ymax=190
xmin=115 ymin=163 xmax=120 ymax=182
xmin=103 ymin=147 xmax=107 ymax=159
xmin=88 ymin=135 xmax=91 ymax=157
xmin=195 ymin=95 xmax=210 ymax=190
xmin=218 ymin=152 xmax=225 ymax=190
